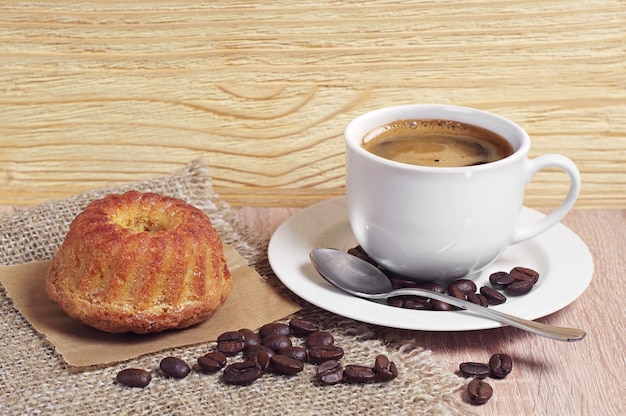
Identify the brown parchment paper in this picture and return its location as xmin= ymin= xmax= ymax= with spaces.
xmin=0 ymin=245 xmax=301 ymax=367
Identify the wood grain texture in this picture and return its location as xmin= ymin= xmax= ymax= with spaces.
xmin=1 ymin=1 xmax=625 ymax=207
xmin=236 ymin=206 xmax=626 ymax=416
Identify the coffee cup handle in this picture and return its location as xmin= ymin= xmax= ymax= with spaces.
xmin=511 ymin=154 xmax=581 ymax=244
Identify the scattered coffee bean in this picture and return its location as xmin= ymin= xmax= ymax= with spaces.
xmin=261 ymin=334 xmax=292 ymax=352
xmin=347 ymin=245 xmax=378 ymax=265
xmin=344 ymin=365 xmax=376 ymax=383
xmin=448 ymin=279 xmax=477 ymax=295
xmin=489 ymin=271 xmax=515 ymax=289
xmin=316 ymin=359 xmax=344 ymax=385
xmin=238 ymin=328 xmax=261 ymax=348
xmin=118 ymin=316 xmax=403 ymax=391
xmin=403 ymin=296 xmax=433 ymax=310
xmin=116 ymin=368 xmax=152 ymax=388
xmin=217 ymin=331 xmax=246 ymax=356
xmin=388 ymin=295 xmax=432 ymax=310
xmin=374 ymin=355 xmax=398 ymax=382
xmin=278 ymin=346 xmax=308 ymax=363
xmin=255 ymin=351 xmax=272 ymax=372
xmin=259 ymin=322 xmax=291 ymax=338
xmin=306 ymin=331 xmax=334 ymax=348
xmin=346 ymin=246 xmax=538 ymax=314
xmin=489 ymin=353 xmax=513 ymax=379
xmin=487 ymin=267 xmax=539 ymax=296
xmin=404 ymin=296 xmax=433 ymax=311
xmin=198 ymin=351 xmax=227 ymax=373
xmin=160 ymin=356 xmax=191 ymax=379
xmin=387 ymin=295 xmax=433 ymax=310
xmin=505 ymin=279 xmax=534 ymax=296
xmin=387 ymin=296 xmax=406 ymax=308
xmin=457 ymin=353 xmax=513 ymax=405
xmin=271 ymin=354 xmax=305 ymax=376
xmin=430 ymin=299 xmax=453 ymax=311
xmin=244 ymin=345 xmax=275 ymax=361
xmin=459 ymin=362 xmax=491 ymax=379
xmin=390 ymin=276 xmax=421 ymax=289
xmin=467 ymin=378 xmax=493 ymax=405
xmin=445 ymin=287 xmax=465 ymax=310
xmin=510 ymin=266 xmax=539 ymax=284
xmin=479 ymin=286 xmax=507 ymax=305
xmin=467 ymin=292 xmax=489 ymax=307
xmin=308 ymin=345 xmax=345 ymax=364
xmin=222 ymin=360 xmax=264 ymax=385
xmin=288 ymin=317 xmax=319 ymax=336
xmin=448 ymin=287 xmax=466 ymax=301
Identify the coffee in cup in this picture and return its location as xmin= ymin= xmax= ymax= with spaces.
xmin=345 ymin=104 xmax=581 ymax=280
xmin=362 ymin=119 xmax=514 ymax=167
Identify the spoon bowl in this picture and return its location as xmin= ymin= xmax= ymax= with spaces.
xmin=309 ymin=248 xmax=586 ymax=342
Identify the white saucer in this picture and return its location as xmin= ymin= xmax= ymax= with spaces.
xmin=267 ymin=197 xmax=593 ymax=331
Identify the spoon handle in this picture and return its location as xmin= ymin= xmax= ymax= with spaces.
xmin=388 ymin=288 xmax=586 ymax=342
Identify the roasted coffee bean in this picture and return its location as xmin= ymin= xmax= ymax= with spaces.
xmin=160 ymin=356 xmax=191 ymax=379
xmin=403 ymin=296 xmax=433 ymax=310
xmin=278 ymin=346 xmax=308 ymax=363
xmin=448 ymin=279 xmax=477 ymax=295
xmin=223 ymin=360 xmax=264 ymax=385
xmin=217 ymin=331 xmax=246 ymax=355
xmin=388 ymin=295 xmax=432 ymax=310
xmin=447 ymin=287 xmax=466 ymax=310
xmin=467 ymin=378 xmax=493 ymax=405
xmin=476 ymin=293 xmax=489 ymax=307
xmin=289 ymin=317 xmax=319 ymax=336
xmin=271 ymin=354 xmax=304 ymax=376
xmin=347 ymin=245 xmax=377 ymax=265
xmin=255 ymin=351 xmax=272 ymax=372
xmin=510 ymin=266 xmax=539 ymax=284
xmin=238 ymin=328 xmax=261 ymax=348
xmin=262 ymin=334 xmax=292 ymax=352
xmin=244 ymin=345 xmax=275 ymax=361
xmin=390 ymin=276 xmax=421 ymax=289
xmin=306 ymin=331 xmax=334 ymax=348
xmin=374 ymin=355 xmax=398 ymax=382
xmin=344 ymin=365 xmax=376 ymax=383
xmin=387 ymin=296 xmax=405 ymax=308
xmin=479 ymin=286 xmax=507 ymax=305
xmin=116 ymin=368 xmax=152 ymax=388
xmin=316 ymin=359 xmax=344 ymax=385
xmin=505 ymin=279 xmax=534 ymax=296
xmin=459 ymin=362 xmax=490 ymax=379
xmin=198 ymin=351 xmax=227 ymax=373
xmin=448 ymin=287 xmax=466 ymax=301
xmin=259 ymin=322 xmax=291 ymax=338
xmin=489 ymin=353 xmax=513 ymax=379
xmin=430 ymin=299 xmax=453 ymax=311
xmin=308 ymin=345 xmax=345 ymax=364
xmin=489 ymin=271 xmax=515 ymax=289
xmin=467 ymin=292 xmax=489 ymax=307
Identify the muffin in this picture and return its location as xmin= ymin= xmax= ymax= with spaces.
xmin=46 ymin=191 xmax=232 ymax=334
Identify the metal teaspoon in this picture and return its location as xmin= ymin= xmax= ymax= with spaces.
xmin=309 ymin=248 xmax=586 ymax=342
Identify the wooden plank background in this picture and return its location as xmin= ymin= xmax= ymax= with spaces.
xmin=0 ymin=1 xmax=624 ymax=208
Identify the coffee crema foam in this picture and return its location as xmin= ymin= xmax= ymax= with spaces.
xmin=362 ymin=119 xmax=514 ymax=167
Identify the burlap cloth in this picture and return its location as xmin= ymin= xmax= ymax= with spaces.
xmin=0 ymin=158 xmax=466 ymax=415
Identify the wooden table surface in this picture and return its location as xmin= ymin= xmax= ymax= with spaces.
xmin=0 ymin=1 xmax=625 ymax=208
xmin=235 ymin=206 xmax=625 ymax=416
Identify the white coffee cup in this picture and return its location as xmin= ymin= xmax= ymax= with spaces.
xmin=345 ymin=104 xmax=581 ymax=281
